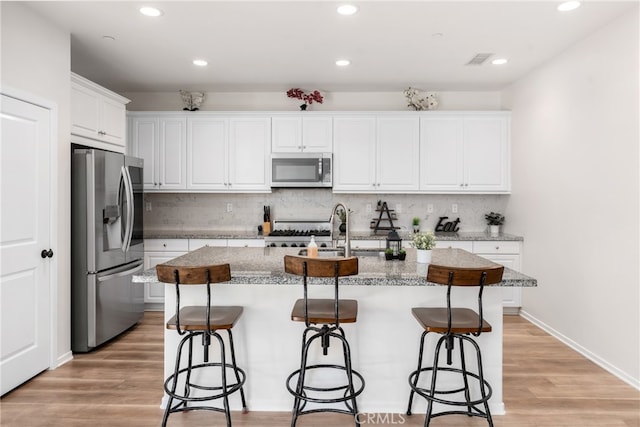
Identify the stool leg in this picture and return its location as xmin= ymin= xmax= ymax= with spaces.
xmin=162 ymin=332 xmax=192 ymax=427
xmin=469 ymin=336 xmax=494 ymax=427
xmin=407 ymin=330 xmax=429 ymax=416
xmin=226 ymin=329 xmax=248 ymax=413
xmin=336 ymin=327 xmax=360 ymax=427
xmin=212 ymin=332 xmax=232 ymax=427
xmin=291 ymin=328 xmax=321 ymax=427
xmin=424 ymin=335 xmax=447 ymax=427
xmin=458 ymin=336 xmax=473 ymax=416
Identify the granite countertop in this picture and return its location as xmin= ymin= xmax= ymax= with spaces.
xmin=134 ymin=246 xmax=536 ymax=287
xmin=144 ymin=228 xmax=523 ymax=242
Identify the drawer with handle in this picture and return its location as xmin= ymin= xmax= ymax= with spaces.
xmin=144 ymin=239 xmax=189 ymax=252
xmin=473 ymin=241 xmax=521 ymax=254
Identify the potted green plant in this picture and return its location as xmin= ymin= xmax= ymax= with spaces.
xmin=412 ymin=217 xmax=420 ymax=233
xmin=410 ymin=231 xmax=436 ymax=264
xmin=485 ymin=212 xmax=505 ymax=236
xmin=398 ymin=248 xmax=407 ymax=261
xmin=384 ymin=247 xmax=395 ymax=260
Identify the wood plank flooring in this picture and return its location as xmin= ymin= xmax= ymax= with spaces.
xmin=1 ymin=313 xmax=638 ymax=426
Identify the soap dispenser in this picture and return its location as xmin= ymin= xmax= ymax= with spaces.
xmin=307 ymin=235 xmax=318 ymax=258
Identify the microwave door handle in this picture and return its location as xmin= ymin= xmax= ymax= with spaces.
xmin=318 ymin=157 xmax=323 ymax=179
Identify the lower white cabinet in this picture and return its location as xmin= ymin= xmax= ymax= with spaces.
xmin=472 ymin=241 xmax=522 ymax=314
xmin=143 ymin=239 xmax=189 ymax=306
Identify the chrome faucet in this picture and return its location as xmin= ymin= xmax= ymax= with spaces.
xmin=330 ymin=203 xmax=351 ymax=257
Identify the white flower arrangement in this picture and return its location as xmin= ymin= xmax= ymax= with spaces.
xmin=410 ymin=231 xmax=436 ymax=250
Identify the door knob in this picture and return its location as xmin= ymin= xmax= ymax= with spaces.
xmin=41 ymin=249 xmax=54 ymax=258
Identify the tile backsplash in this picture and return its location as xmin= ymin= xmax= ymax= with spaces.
xmin=144 ymin=190 xmax=509 ymax=234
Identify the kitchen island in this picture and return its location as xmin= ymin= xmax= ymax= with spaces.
xmin=134 ymin=246 xmax=536 ymax=415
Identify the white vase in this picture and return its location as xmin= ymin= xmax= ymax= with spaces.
xmin=489 ymin=225 xmax=500 ymax=236
xmin=416 ymin=249 xmax=432 ymax=264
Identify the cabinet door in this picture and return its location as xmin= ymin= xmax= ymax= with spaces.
xmin=228 ymin=117 xmax=270 ymax=191
xmin=463 ymin=116 xmax=510 ymax=192
xmin=158 ymin=118 xmax=187 ymax=190
xmin=302 ymin=116 xmax=333 ymax=152
xmin=131 ymin=118 xmax=159 ymax=190
xmin=272 ymin=116 xmax=302 ymax=152
xmin=71 ymin=82 xmax=101 ymax=138
xmin=143 ymin=251 xmax=187 ymax=303
xmin=333 ymin=117 xmax=376 ymax=191
xmin=419 ymin=116 xmax=464 ymax=191
xmin=100 ymin=97 xmax=127 ymax=146
xmin=474 ymin=252 xmax=522 ymax=311
xmin=187 ymin=117 xmax=228 ymax=190
xmin=377 ymin=116 xmax=419 ymax=191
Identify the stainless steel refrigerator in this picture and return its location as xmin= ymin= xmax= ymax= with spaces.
xmin=71 ymin=147 xmax=144 ymax=352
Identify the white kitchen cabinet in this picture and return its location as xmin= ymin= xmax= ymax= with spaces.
xmin=227 ymin=238 xmax=266 ymax=248
xmin=473 ymin=240 xmax=522 ymax=314
xmin=333 ymin=115 xmax=419 ymax=192
xmin=143 ymin=239 xmax=189 ymax=307
xmin=130 ymin=116 xmax=187 ymax=191
xmin=189 ymin=238 xmax=228 ymax=250
xmin=434 ymin=240 xmax=474 ymax=251
xmin=187 ymin=117 xmax=227 ymax=190
xmin=185 ymin=116 xmax=271 ymax=192
xmin=419 ymin=113 xmax=510 ymax=193
xmin=351 ymin=239 xmax=382 ymax=249
xmin=271 ymin=115 xmax=333 ymax=153
xmin=71 ymin=72 xmax=130 ymax=152
xmin=228 ymin=117 xmax=271 ymax=191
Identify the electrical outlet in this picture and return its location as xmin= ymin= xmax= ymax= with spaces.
xmin=427 ymin=204 xmax=434 ymax=213
xmin=145 ymin=202 xmax=152 ymax=212
xmin=366 ymin=203 xmax=372 ymax=213
xmin=395 ymin=203 xmax=402 ymax=213
xmin=226 ymin=203 xmax=233 ymax=213
xmin=452 ymin=203 xmax=458 ymax=213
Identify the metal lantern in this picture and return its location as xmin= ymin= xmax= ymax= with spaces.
xmin=386 ymin=230 xmax=402 ymax=256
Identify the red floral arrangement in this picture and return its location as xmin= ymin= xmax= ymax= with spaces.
xmin=286 ymin=88 xmax=323 ymax=110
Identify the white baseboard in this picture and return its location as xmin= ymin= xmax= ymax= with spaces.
xmin=519 ymin=310 xmax=640 ymax=391
xmin=55 ymin=351 xmax=73 ymax=368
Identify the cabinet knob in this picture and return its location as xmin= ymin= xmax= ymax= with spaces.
xmin=163 ymin=243 xmax=167 ymax=247
xmin=496 ymin=246 xmax=500 ymax=250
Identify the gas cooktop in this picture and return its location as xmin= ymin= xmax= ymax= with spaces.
xmin=265 ymin=220 xmax=332 ymax=248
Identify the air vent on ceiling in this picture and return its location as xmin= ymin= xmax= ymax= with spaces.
xmin=466 ymin=53 xmax=494 ymax=66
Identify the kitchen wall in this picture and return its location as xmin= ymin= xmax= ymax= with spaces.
xmin=123 ymin=90 xmax=503 ymax=112
xmin=1 ymin=3 xmax=72 ymax=366
xmin=144 ymin=191 xmax=509 ymax=234
xmin=502 ymin=7 xmax=639 ymax=388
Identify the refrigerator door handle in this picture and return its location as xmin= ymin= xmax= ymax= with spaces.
xmin=120 ymin=165 xmax=134 ymax=254
xmin=97 ymin=261 xmax=144 ymax=283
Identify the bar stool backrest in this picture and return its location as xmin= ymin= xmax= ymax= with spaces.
xmin=426 ymin=264 xmax=504 ymax=336
xmin=156 ymin=263 xmax=232 ymax=334
xmin=284 ymin=255 xmax=358 ymax=327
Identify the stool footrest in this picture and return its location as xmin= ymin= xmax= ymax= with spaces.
xmin=286 ymin=364 xmax=365 ymax=404
xmin=408 ymin=366 xmax=492 ymax=407
xmin=164 ymin=362 xmax=246 ymax=402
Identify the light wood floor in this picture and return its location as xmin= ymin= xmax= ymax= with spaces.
xmin=1 ymin=312 xmax=638 ymax=426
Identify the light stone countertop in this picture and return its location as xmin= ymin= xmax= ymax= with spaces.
xmin=134 ymin=246 xmax=536 ymax=287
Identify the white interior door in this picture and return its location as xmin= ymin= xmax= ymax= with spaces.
xmin=0 ymin=94 xmax=52 ymax=395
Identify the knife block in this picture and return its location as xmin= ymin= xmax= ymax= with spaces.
xmin=263 ymin=221 xmax=271 ymax=235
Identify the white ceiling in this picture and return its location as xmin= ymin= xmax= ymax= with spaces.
xmin=26 ymin=1 xmax=637 ymax=93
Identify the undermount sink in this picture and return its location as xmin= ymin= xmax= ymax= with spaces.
xmin=297 ymin=248 xmax=383 ymax=258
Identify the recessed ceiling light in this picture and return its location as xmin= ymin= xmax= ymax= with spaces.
xmin=492 ymin=58 xmax=508 ymax=65
xmin=193 ymin=59 xmax=208 ymax=67
xmin=337 ymin=4 xmax=358 ymax=15
xmin=557 ymin=1 xmax=581 ymax=12
xmin=431 ymin=32 xmax=444 ymax=38
xmin=139 ymin=6 xmax=163 ymax=17
xmin=102 ymin=35 xmax=116 ymax=42
xmin=336 ymin=59 xmax=351 ymax=67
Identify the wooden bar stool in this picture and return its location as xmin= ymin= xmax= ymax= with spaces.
xmin=283 ymin=255 xmax=365 ymax=427
xmin=406 ymin=263 xmax=504 ymax=427
xmin=156 ymin=264 xmax=247 ymax=427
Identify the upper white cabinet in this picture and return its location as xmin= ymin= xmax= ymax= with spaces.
xmin=71 ymin=72 xmax=130 ymax=152
xmin=188 ymin=116 xmax=272 ymax=191
xmin=272 ymin=115 xmax=333 ymax=153
xmin=419 ymin=113 xmax=510 ymax=193
xmin=130 ymin=116 xmax=187 ymax=191
xmin=333 ymin=115 xmax=419 ymax=192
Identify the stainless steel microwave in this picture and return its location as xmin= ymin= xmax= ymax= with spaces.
xmin=270 ymin=153 xmax=332 ymax=188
